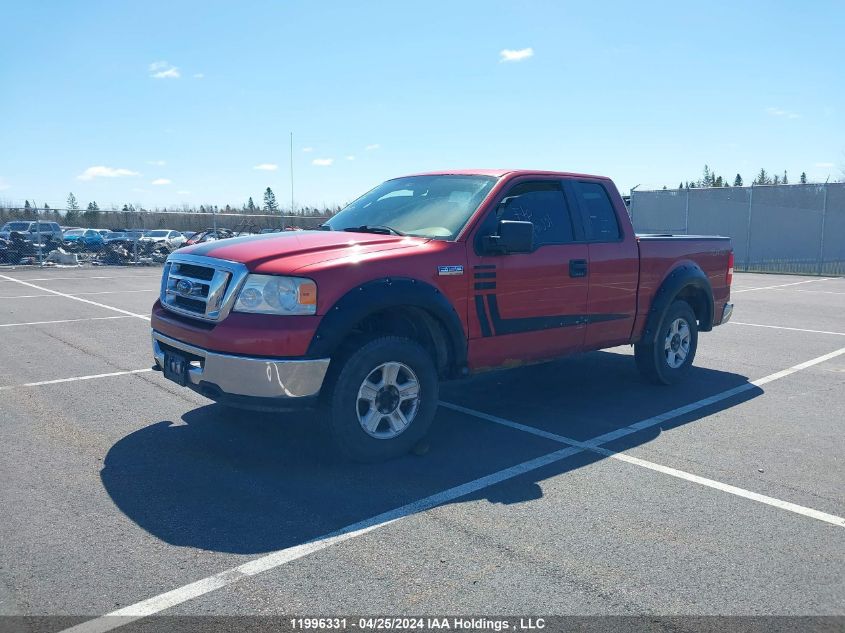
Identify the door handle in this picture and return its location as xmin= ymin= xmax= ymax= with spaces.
xmin=569 ymin=259 xmax=588 ymax=278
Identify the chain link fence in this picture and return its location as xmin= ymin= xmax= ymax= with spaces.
xmin=630 ymin=183 xmax=845 ymax=275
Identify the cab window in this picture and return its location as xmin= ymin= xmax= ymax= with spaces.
xmin=496 ymin=181 xmax=575 ymax=246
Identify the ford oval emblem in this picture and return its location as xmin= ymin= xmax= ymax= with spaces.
xmin=176 ymin=279 xmax=194 ymax=296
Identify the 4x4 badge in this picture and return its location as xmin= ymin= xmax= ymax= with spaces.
xmin=438 ymin=265 xmax=464 ymax=276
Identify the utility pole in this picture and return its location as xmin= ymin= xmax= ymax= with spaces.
xmin=287 ymin=131 xmax=293 ymax=231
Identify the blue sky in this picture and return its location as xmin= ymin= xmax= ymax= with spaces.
xmin=1 ymin=0 xmax=843 ymax=210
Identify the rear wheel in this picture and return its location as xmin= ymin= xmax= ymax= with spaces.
xmin=635 ymin=300 xmax=698 ymax=385
xmin=323 ymin=336 xmax=438 ymax=462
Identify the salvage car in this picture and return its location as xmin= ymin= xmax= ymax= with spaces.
xmin=0 ymin=221 xmax=63 ymax=241
xmin=151 ymin=170 xmax=734 ymax=461
xmin=140 ymin=230 xmax=186 ymax=249
xmin=62 ymin=228 xmax=104 ymax=248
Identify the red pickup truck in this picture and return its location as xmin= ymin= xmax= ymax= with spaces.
xmin=151 ymin=170 xmax=734 ymax=461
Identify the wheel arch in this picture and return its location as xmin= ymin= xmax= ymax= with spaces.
xmin=641 ymin=262 xmax=715 ymax=344
xmin=306 ymin=277 xmax=468 ymax=379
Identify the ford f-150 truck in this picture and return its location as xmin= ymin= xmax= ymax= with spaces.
xmin=151 ymin=170 xmax=734 ymax=461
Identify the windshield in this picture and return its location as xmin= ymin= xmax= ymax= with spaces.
xmin=4 ymin=222 xmax=31 ymax=231
xmin=325 ymin=175 xmax=497 ymax=239
xmin=145 ymin=230 xmax=169 ymax=237
xmin=64 ymin=229 xmax=85 ymax=236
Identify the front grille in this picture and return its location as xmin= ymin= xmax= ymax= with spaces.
xmin=173 ymin=295 xmax=207 ymax=313
xmin=160 ymin=255 xmax=246 ymax=322
xmin=175 ymin=263 xmax=215 ymax=281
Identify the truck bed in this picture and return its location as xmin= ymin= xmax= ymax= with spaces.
xmin=633 ymin=234 xmax=733 ymax=340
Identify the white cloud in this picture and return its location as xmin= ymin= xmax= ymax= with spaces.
xmin=177 ymin=190 xmax=191 ymax=195
xmin=151 ymin=178 xmax=172 ymax=185
xmin=77 ymin=166 xmax=140 ymax=181
xmin=365 ymin=144 xmax=380 ymax=151
xmin=147 ymin=159 xmax=166 ymax=166
xmin=766 ymin=106 xmax=800 ymax=119
xmin=346 ymin=155 xmax=356 ymax=161
xmin=499 ymin=47 xmax=534 ymax=63
xmin=815 ymin=162 xmax=835 ymax=168
xmin=312 ymin=158 xmax=334 ymax=166
xmin=302 ymin=147 xmax=314 ymax=153
xmin=149 ymin=61 xmax=180 ymax=79
xmin=253 ymin=163 xmax=279 ymax=171
xmin=193 ymin=73 xmax=204 ymax=79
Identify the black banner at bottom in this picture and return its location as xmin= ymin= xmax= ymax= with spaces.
xmin=0 ymin=616 xmax=842 ymax=633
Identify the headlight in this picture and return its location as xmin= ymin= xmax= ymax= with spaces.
xmin=233 ymin=274 xmax=317 ymax=315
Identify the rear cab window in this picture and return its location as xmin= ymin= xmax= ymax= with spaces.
xmin=573 ymin=181 xmax=622 ymax=241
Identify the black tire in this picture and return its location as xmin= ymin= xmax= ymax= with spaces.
xmin=322 ymin=336 xmax=439 ymax=462
xmin=635 ymin=300 xmax=698 ymax=385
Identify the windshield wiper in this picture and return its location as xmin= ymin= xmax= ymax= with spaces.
xmin=343 ymin=224 xmax=405 ymax=236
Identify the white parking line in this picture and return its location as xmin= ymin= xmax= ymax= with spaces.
xmin=732 ymin=278 xmax=832 ymax=293
xmin=795 ymin=289 xmax=845 ymax=295
xmin=62 ymin=445 xmax=584 ymax=633
xmin=0 ymin=274 xmax=151 ymax=321
xmin=730 ymin=321 xmax=845 ymax=337
xmin=56 ymin=345 xmax=845 ymax=633
xmin=0 ymin=289 xmax=156 ymax=299
xmin=442 ymin=346 xmax=845 ymax=526
xmin=0 ymin=316 xmax=135 ymax=328
xmin=0 ymin=368 xmax=153 ymax=391
xmin=0 ymin=275 xmax=161 ymax=282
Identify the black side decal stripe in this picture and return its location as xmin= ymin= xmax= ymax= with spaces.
xmin=474 ymin=282 xmax=497 ymax=290
xmin=474 ymin=295 xmax=492 ymax=337
xmin=473 ymin=272 xmax=496 ymax=279
xmin=473 ymin=264 xmax=496 ymax=270
xmin=481 ymin=294 xmax=627 ymax=336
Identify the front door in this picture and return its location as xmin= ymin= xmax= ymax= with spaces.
xmin=467 ymin=179 xmax=589 ymax=370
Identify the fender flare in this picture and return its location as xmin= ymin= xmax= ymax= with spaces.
xmin=641 ymin=263 xmax=715 ymax=344
xmin=306 ymin=277 xmax=468 ymax=372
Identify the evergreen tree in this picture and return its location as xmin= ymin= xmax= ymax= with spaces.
xmin=263 ymin=187 xmax=279 ymax=213
xmin=782 ymin=170 xmax=788 ymax=185
xmin=701 ymin=164 xmax=712 ymax=187
xmin=800 ymin=172 xmax=807 ymax=184
xmin=24 ymin=200 xmax=31 ymax=211
xmin=754 ymin=168 xmax=770 ymax=185
xmin=678 ymin=182 xmax=684 ymax=190
xmin=714 ymin=176 xmax=723 ymax=187
xmin=86 ymin=201 xmax=99 ymax=211
xmin=773 ymin=174 xmax=780 ymax=185
xmin=246 ymin=197 xmax=257 ymax=213
xmin=67 ymin=192 xmax=79 ymax=211
xmin=733 ymin=174 xmax=743 ymax=187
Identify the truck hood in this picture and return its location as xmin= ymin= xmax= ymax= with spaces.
xmin=178 ymin=230 xmax=429 ymax=273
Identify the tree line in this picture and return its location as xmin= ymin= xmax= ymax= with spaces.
xmin=0 ymin=187 xmax=344 ymax=227
xmin=670 ymin=165 xmax=810 ymax=190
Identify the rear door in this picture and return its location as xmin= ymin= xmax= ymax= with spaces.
xmin=467 ymin=178 xmax=590 ymax=369
xmin=570 ymin=179 xmax=639 ymax=350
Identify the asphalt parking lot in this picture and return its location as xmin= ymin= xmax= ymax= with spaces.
xmin=0 ymin=268 xmax=843 ymax=624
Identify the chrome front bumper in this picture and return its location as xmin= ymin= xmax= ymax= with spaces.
xmin=152 ymin=330 xmax=330 ymax=400
xmin=720 ymin=302 xmax=734 ymax=325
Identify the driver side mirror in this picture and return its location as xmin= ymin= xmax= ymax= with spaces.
xmin=482 ymin=220 xmax=534 ymax=254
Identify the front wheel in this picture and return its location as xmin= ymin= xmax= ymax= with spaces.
xmin=322 ymin=336 xmax=439 ymax=462
xmin=635 ymin=300 xmax=698 ymax=385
